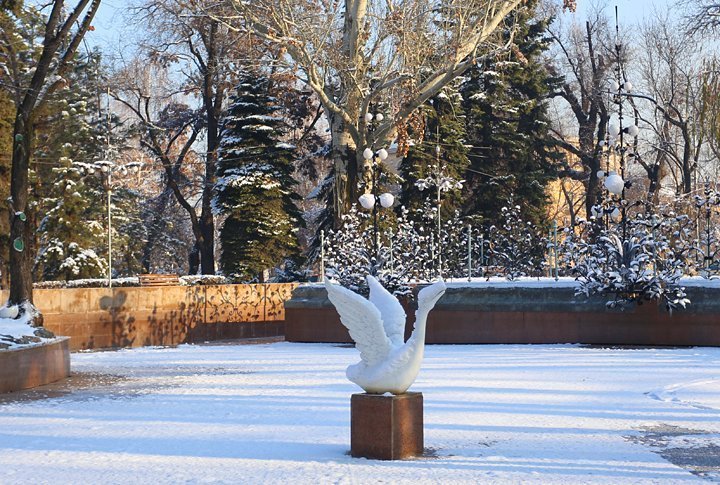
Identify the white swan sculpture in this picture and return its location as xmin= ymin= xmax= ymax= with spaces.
xmin=325 ymin=276 xmax=446 ymax=394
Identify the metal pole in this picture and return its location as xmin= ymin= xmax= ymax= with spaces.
xmin=467 ymin=224 xmax=472 ymax=282
xmin=389 ymin=228 xmax=394 ymax=273
xmin=437 ymin=176 xmax=442 ymax=278
xmin=480 ymin=234 xmax=485 ymax=278
xmin=107 ymin=183 xmax=112 ymax=289
xmin=320 ymin=229 xmax=325 ymax=281
xmin=372 ymin=156 xmax=379 ymax=273
xmin=553 ymin=219 xmax=560 ymax=281
xmin=436 ymin=145 xmax=442 ymax=279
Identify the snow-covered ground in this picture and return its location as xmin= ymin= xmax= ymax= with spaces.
xmin=0 ymin=304 xmax=55 ymax=350
xmin=1 ymin=342 xmax=719 ymax=484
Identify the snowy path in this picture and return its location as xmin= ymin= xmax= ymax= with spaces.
xmin=1 ymin=343 xmax=720 ymax=484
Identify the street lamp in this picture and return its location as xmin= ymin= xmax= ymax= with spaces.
xmin=81 ymin=160 xmax=140 ymax=288
xmin=414 ymin=149 xmax=464 ymax=277
xmin=359 ymin=145 xmax=394 ymax=272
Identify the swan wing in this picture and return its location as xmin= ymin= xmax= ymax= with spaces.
xmin=325 ymin=280 xmax=393 ymax=366
xmin=367 ymin=275 xmax=406 ymax=346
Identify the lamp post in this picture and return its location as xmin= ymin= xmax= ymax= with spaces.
xmin=414 ymin=154 xmax=464 ymax=278
xmin=359 ymin=145 xmax=394 ymax=274
xmin=83 ymin=160 xmax=140 ymax=288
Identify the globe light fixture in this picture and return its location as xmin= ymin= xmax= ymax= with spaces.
xmin=608 ymin=124 xmax=620 ymax=137
xmin=604 ymin=171 xmax=625 ymax=195
xmin=359 ymin=193 xmax=375 ymax=210
xmin=625 ymin=125 xmax=640 ymax=137
xmin=622 ymin=81 xmax=633 ymax=92
xmin=375 ymin=113 xmax=384 ymax=122
xmin=364 ymin=112 xmax=374 ymax=123
xmin=377 ymin=148 xmax=389 ymax=160
xmin=363 ymin=148 xmax=374 ymax=160
xmin=379 ymin=192 xmax=394 ymax=208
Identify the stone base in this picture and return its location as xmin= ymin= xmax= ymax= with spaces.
xmin=0 ymin=337 xmax=70 ymax=394
xmin=351 ymin=392 xmax=423 ymax=460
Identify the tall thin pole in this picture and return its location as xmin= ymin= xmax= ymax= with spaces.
xmin=553 ymin=219 xmax=559 ymax=280
xmin=467 ymin=224 xmax=472 ymax=282
xmin=436 ymin=144 xmax=442 ymax=278
xmin=106 ymin=86 xmax=112 ymax=289
xmin=320 ymin=229 xmax=325 ymax=281
xmin=480 ymin=234 xmax=485 ymax=278
xmin=107 ymin=182 xmax=112 ymax=289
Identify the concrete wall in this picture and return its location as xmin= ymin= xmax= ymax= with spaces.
xmin=1 ymin=284 xmax=297 ymax=351
xmin=285 ymin=284 xmax=720 ymax=346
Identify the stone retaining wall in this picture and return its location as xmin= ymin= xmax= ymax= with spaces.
xmin=285 ymin=284 xmax=720 ymax=346
xmin=1 ymin=284 xmax=297 ymax=351
xmin=0 ymin=337 xmax=70 ymax=393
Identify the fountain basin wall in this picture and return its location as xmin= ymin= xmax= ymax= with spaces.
xmin=284 ymin=284 xmax=720 ymax=346
xmin=0 ymin=337 xmax=70 ymax=393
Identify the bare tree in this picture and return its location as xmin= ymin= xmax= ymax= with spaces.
xmin=701 ymin=60 xmax=720 ymax=171
xmin=546 ymin=12 xmax=616 ymax=218
xmin=682 ymin=0 xmax=720 ymax=34
xmin=215 ymin=0 xmax=561 ymax=223
xmin=1 ymin=0 xmax=101 ymax=309
xmin=124 ymin=0 xmax=251 ymax=274
xmin=111 ymin=60 xmax=206 ymax=273
xmin=636 ymin=14 xmax=709 ymax=195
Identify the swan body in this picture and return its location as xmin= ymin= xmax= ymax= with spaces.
xmin=325 ymin=276 xmax=446 ymax=394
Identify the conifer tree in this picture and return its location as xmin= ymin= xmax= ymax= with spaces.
xmin=35 ymin=51 xmax=141 ymax=280
xmin=461 ymin=2 xmax=561 ymax=227
xmin=399 ymin=86 xmax=469 ymax=218
xmin=214 ymin=73 xmax=303 ymax=281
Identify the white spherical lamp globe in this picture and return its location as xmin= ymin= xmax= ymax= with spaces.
xmin=604 ymin=172 xmax=625 ymax=195
xmin=358 ymin=193 xmax=375 ymax=210
xmin=623 ymin=81 xmax=633 ymax=92
xmin=379 ymin=192 xmax=394 ymax=208
xmin=626 ymin=125 xmax=640 ymax=137
xmin=609 ymin=124 xmax=620 ymax=137
xmin=362 ymin=148 xmax=374 ymax=160
xmin=377 ymin=148 xmax=389 ymax=160
xmin=375 ymin=113 xmax=384 ymax=122
xmin=364 ymin=112 xmax=374 ymax=123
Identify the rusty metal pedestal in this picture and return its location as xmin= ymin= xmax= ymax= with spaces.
xmin=350 ymin=392 xmax=423 ymax=460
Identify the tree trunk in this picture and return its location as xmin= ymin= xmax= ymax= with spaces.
xmin=329 ymin=113 xmax=359 ymax=225
xmin=8 ymin=113 xmax=33 ymax=305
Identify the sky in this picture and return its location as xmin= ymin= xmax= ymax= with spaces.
xmin=82 ymin=0 xmax=679 ymax=54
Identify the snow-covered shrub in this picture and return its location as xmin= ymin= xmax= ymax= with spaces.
xmin=34 ymin=277 xmax=140 ymax=289
xmin=689 ymin=184 xmax=720 ymax=278
xmin=485 ymin=201 xmax=547 ymax=280
xmin=568 ymin=204 xmax=690 ymax=311
xmin=324 ymin=204 xmax=411 ymax=296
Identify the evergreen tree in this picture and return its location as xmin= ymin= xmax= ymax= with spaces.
xmin=34 ymin=51 xmax=140 ymax=281
xmin=461 ymin=3 xmax=562 ymax=227
xmin=399 ymin=86 xmax=469 ymax=218
xmin=214 ymin=73 xmax=303 ymax=281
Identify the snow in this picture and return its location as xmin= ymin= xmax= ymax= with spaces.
xmin=0 ymin=303 xmax=55 ymax=350
xmin=1 ymin=342 xmax=719 ymax=483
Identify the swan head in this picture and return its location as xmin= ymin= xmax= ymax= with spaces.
xmin=417 ymin=279 xmax=446 ymax=310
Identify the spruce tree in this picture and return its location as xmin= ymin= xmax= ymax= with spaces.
xmin=461 ymin=2 xmax=562 ymax=227
xmin=399 ymin=86 xmax=469 ymax=218
xmin=214 ymin=74 xmax=303 ymax=281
